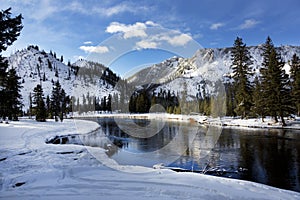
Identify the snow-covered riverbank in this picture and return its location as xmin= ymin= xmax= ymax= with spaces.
xmin=73 ymin=112 xmax=300 ymax=130
xmin=0 ymin=119 xmax=299 ymax=199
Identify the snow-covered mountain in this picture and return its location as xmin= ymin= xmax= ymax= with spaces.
xmin=7 ymin=46 xmax=119 ymax=111
xmin=7 ymin=45 xmax=300 ymax=111
xmin=129 ymin=45 xmax=300 ymax=100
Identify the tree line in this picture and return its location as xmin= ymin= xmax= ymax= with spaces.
xmin=29 ymin=80 xmax=70 ymax=122
xmin=227 ymin=36 xmax=300 ymax=125
xmin=0 ymin=8 xmax=23 ymax=122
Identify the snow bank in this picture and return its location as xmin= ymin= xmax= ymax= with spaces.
xmin=0 ymin=119 xmax=299 ymax=199
xmin=200 ymin=116 xmax=300 ymax=130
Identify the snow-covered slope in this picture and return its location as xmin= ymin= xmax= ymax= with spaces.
xmin=129 ymin=45 xmax=300 ymax=100
xmin=72 ymin=59 xmax=120 ymax=104
xmin=6 ymin=46 xmax=119 ymax=111
xmin=6 ymin=45 xmax=300 ymax=111
xmin=7 ymin=46 xmax=76 ymax=110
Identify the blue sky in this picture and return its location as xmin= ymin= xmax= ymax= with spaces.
xmin=1 ymin=0 xmax=300 ymax=76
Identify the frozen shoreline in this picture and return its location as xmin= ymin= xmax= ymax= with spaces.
xmin=73 ymin=112 xmax=300 ymax=130
xmin=0 ymin=118 xmax=299 ymax=199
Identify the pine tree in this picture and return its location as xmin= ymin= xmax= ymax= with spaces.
xmin=0 ymin=8 xmax=23 ymax=52
xmin=5 ymin=68 xmax=22 ymax=120
xmin=81 ymin=94 xmax=87 ymax=112
xmin=51 ymin=80 xmax=62 ymax=121
xmin=32 ymin=84 xmax=46 ymax=122
xmin=59 ymin=89 xmax=66 ymax=122
xmin=47 ymin=59 xmax=52 ymax=70
xmin=225 ymin=83 xmax=236 ymax=116
xmin=0 ymin=8 xmax=23 ymax=120
xmin=290 ymin=54 xmax=300 ymax=116
xmin=107 ymin=94 xmax=112 ymax=113
xmin=231 ymin=37 xmax=253 ymax=118
xmin=252 ymin=77 xmax=266 ymax=120
xmin=43 ymin=72 xmax=46 ymax=81
xmin=76 ymin=97 xmax=81 ymax=113
xmin=46 ymin=95 xmax=51 ymax=118
xmin=129 ymin=95 xmax=136 ymax=113
xmin=28 ymin=92 xmax=33 ymax=119
xmin=260 ymin=37 xmax=293 ymax=125
xmin=50 ymin=80 xmax=68 ymax=121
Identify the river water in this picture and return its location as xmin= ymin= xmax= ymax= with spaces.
xmin=84 ymin=117 xmax=300 ymax=192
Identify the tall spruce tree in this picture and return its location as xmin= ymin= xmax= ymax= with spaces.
xmin=290 ymin=54 xmax=300 ymax=116
xmin=0 ymin=8 xmax=23 ymax=120
xmin=6 ymin=68 xmax=22 ymax=120
xmin=260 ymin=37 xmax=292 ymax=125
xmin=252 ymin=77 xmax=266 ymax=120
xmin=50 ymin=80 xmax=68 ymax=122
xmin=231 ymin=37 xmax=253 ymax=118
xmin=51 ymin=80 xmax=62 ymax=121
xmin=32 ymin=84 xmax=46 ymax=122
xmin=59 ymin=89 xmax=66 ymax=122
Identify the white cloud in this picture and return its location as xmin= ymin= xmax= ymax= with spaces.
xmin=106 ymin=21 xmax=193 ymax=48
xmin=192 ymin=33 xmax=203 ymax=39
xmin=67 ymin=1 xmax=148 ymax=17
xmin=79 ymin=45 xmax=109 ymax=54
xmin=160 ymin=33 xmax=193 ymax=46
xmin=210 ymin=23 xmax=224 ymax=30
xmin=106 ymin=22 xmax=148 ymax=39
xmin=102 ymin=3 xmax=134 ymax=17
xmin=145 ymin=21 xmax=160 ymax=27
xmin=83 ymin=41 xmax=93 ymax=45
xmin=238 ymin=19 xmax=259 ymax=29
xmin=136 ymin=40 xmax=158 ymax=49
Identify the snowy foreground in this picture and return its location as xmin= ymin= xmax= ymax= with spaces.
xmin=0 ymin=119 xmax=299 ymax=200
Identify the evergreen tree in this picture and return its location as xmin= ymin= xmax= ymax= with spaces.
xmin=0 ymin=8 xmax=23 ymax=120
xmin=43 ymin=72 xmax=46 ymax=81
xmin=51 ymin=80 xmax=62 ymax=121
xmin=107 ymin=94 xmax=112 ymax=112
xmin=82 ymin=94 xmax=87 ymax=112
xmin=260 ymin=37 xmax=292 ymax=125
xmin=32 ymin=84 xmax=46 ymax=122
xmin=50 ymin=81 xmax=68 ymax=122
xmin=129 ymin=94 xmax=136 ymax=113
xmin=135 ymin=91 xmax=149 ymax=113
xmin=46 ymin=95 xmax=51 ymax=118
xmin=47 ymin=59 xmax=52 ymax=70
xmin=231 ymin=37 xmax=253 ymax=118
xmin=59 ymin=89 xmax=66 ymax=122
xmin=76 ymin=97 xmax=81 ymax=113
xmin=225 ymin=83 xmax=236 ymax=116
xmin=0 ymin=8 xmax=23 ymax=52
xmin=290 ymin=54 xmax=300 ymax=116
xmin=5 ymin=68 xmax=22 ymax=120
xmin=252 ymin=77 xmax=266 ymax=120
xmin=28 ymin=92 xmax=33 ymax=119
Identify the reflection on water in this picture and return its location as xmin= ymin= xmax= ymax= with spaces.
xmin=94 ymin=118 xmax=300 ymax=192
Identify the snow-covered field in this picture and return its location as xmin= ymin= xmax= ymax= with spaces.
xmin=0 ymin=118 xmax=299 ymax=199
